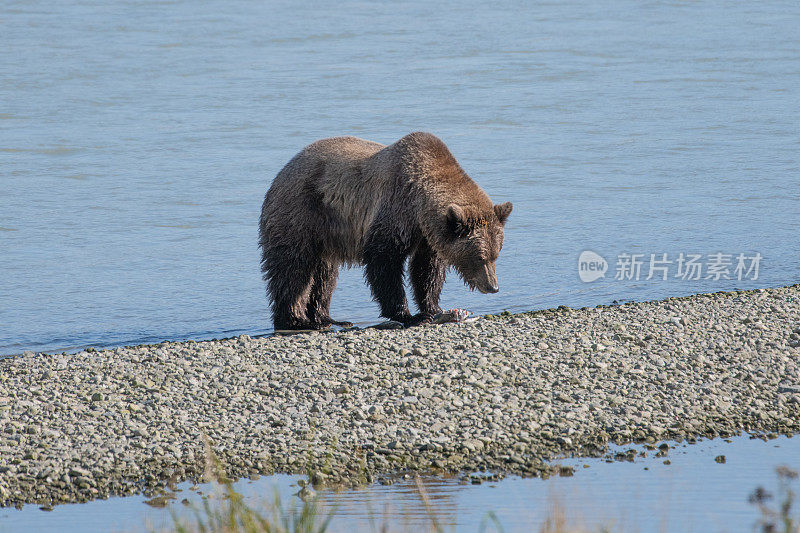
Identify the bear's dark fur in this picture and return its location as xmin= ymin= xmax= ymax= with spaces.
xmin=259 ymin=132 xmax=512 ymax=330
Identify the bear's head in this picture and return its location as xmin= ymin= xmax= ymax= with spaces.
xmin=440 ymin=201 xmax=513 ymax=294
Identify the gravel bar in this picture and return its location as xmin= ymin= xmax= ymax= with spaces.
xmin=2 ymin=286 xmax=800 ymax=507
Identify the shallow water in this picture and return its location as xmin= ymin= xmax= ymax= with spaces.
xmin=2 ymin=0 xmax=799 ymax=355
xmin=2 ymin=435 xmax=798 ymax=532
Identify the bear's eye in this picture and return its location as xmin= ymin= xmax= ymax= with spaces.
xmin=448 ymin=220 xmax=470 ymax=239
xmin=445 ymin=205 xmax=473 ymax=239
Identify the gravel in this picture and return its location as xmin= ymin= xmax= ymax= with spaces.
xmin=1 ymin=285 xmax=799 ymax=507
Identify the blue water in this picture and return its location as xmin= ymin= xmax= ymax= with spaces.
xmin=2 ymin=0 xmax=799 ymax=355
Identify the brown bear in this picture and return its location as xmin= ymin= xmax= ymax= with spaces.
xmin=259 ymin=132 xmax=512 ymax=330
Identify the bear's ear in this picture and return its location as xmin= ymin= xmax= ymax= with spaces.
xmin=494 ymin=202 xmax=513 ymax=225
xmin=446 ymin=204 xmax=470 ymax=238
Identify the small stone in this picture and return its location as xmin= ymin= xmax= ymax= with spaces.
xmin=558 ymin=466 xmax=574 ymax=477
xmin=69 ymin=467 xmax=92 ymax=478
xmin=144 ymin=496 xmax=169 ymax=508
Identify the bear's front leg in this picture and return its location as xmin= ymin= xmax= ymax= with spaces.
xmin=409 ymin=239 xmax=446 ymax=326
xmin=363 ymin=234 xmax=412 ymax=325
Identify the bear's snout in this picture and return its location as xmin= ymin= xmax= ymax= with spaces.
xmin=476 ymin=263 xmax=499 ymax=294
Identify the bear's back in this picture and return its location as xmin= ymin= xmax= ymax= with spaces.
xmin=310 ymin=136 xmax=389 ymax=207
xmin=264 ymin=132 xmax=492 ymax=264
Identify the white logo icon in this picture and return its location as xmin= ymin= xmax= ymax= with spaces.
xmin=578 ymin=250 xmax=608 ymax=283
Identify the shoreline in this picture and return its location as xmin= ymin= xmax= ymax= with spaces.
xmin=0 ymin=284 xmax=784 ymax=360
xmin=1 ymin=285 xmax=799 ymax=507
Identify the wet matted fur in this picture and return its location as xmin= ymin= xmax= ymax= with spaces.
xmin=259 ymin=132 xmax=512 ymax=330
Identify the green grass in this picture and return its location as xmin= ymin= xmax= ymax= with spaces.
xmin=169 ymin=482 xmax=330 ymax=533
xmin=163 ymin=439 xmax=332 ymax=533
xmin=750 ymin=465 xmax=800 ymax=533
xmin=160 ymin=441 xmax=799 ymax=532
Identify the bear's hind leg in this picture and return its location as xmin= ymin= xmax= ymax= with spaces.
xmin=264 ymin=244 xmax=318 ymax=331
xmin=306 ymin=261 xmax=352 ymax=328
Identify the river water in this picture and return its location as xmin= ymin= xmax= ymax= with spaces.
xmin=2 ymin=0 xmax=798 ymax=355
